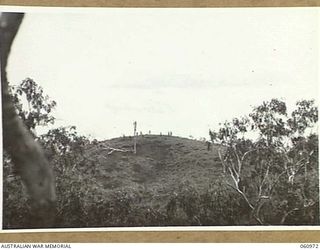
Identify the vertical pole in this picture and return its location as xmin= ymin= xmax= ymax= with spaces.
xmin=133 ymin=121 xmax=137 ymax=154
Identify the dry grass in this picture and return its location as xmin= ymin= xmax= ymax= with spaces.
xmin=79 ymin=135 xmax=223 ymax=208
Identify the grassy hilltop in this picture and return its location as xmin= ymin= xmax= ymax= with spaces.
xmin=81 ymin=135 xmax=223 ymax=207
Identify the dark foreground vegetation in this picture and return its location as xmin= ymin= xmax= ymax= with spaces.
xmin=3 ymin=78 xmax=319 ymax=228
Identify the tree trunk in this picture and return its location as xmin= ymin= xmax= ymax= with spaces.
xmin=1 ymin=12 xmax=56 ymax=228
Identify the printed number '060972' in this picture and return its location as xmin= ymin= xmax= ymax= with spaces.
xmin=300 ymin=244 xmax=319 ymax=248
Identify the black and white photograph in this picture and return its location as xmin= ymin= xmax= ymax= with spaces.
xmin=1 ymin=7 xmax=319 ymax=230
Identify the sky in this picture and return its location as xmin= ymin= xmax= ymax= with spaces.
xmin=4 ymin=7 xmax=320 ymax=140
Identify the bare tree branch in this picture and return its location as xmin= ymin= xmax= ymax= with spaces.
xmin=280 ymin=208 xmax=299 ymax=225
xmin=218 ymin=149 xmax=227 ymax=173
xmin=100 ymin=146 xmax=132 ymax=155
xmin=226 ymin=183 xmax=263 ymax=225
xmin=258 ymin=162 xmax=270 ymax=197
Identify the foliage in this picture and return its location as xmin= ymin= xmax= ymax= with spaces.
xmin=3 ymin=176 xmax=255 ymax=228
xmin=9 ymin=78 xmax=56 ymax=131
xmin=210 ymin=99 xmax=319 ymax=225
xmin=3 ymin=78 xmax=91 ymax=228
xmin=38 ymin=126 xmax=90 ymax=172
xmin=165 ymin=181 xmax=248 ymax=225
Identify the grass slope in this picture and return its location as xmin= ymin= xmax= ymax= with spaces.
xmin=80 ymin=135 xmax=224 ymax=208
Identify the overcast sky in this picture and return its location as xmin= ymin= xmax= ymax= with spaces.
xmin=5 ymin=7 xmax=319 ymax=140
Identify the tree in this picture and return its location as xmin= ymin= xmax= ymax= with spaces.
xmin=39 ymin=126 xmax=90 ymax=173
xmin=9 ymin=78 xmax=56 ymax=133
xmin=210 ymin=99 xmax=318 ymax=225
xmin=1 ymin=13 xmax=56 ymax=227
